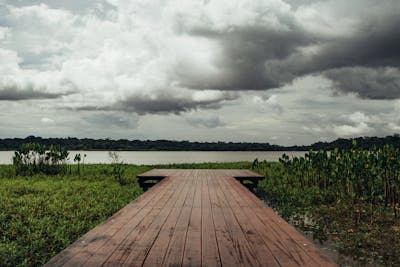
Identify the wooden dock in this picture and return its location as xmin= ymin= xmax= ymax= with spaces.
xmin=45 ymin=169 xmax=337 ymax=267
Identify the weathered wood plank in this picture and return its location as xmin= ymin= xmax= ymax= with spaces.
xmin=208 ymin=175 xmax=244 ymax=267
xmin=225 ymin=177 xmax=303 ymax=266
xmin=201 ymin=174 xmax=221 ymax=267
xmin=212 ymin=176 xmax=262 ymax=267
xmin=142 ymin=177 xmax=192 ymax=267
xmin=161 ymin=174 xmax=196 ymax=266
xmin=46 ymin=169 xmax=338 ymax=267
xmin=182 ymin=175 xmax=202 ymax=267
xmin=118 ymin=177 xmax=189 ymax=267
xmin=217 ymin=176 xmax=281 ymax=267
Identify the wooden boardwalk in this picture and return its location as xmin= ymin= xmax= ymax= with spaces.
xmin=45 ymin=169 xmax=337 ymax=267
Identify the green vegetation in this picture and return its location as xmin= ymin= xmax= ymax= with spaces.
xmin=0 ymin=159 xmax=249 ymax=267
xmin=253 ymin=144 xmax=400 ymax=266
xmin=0 ymin=164 xmax=148 ymax=267
xmin=2 ymin=134 xmax=400 ymax=151
xmin=73 ymin=153 xmax=86 ymax=175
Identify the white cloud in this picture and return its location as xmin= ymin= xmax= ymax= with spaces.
xmin=192 ymin=90 xmax=236 ymax=102
xmin=169 ymin=0 xmax=293 ymax=32
xmin=265 ymin=95 xmax=284 ymax=114
xmin=5 ymin=4 xmax=77 ymax=56
xmin=394 ymin=100 xmax=400 ymax=112
xmin=333 ymin=122 xmax=371 ymax=137
xmin=0 ymin=26 xmax=10 ymax=41
xmin=41 ymin=117 xmax=55 ymax=124
xmin=347 ymin=111 xmax=370 ymax=124
xmin=388 ymin=122 xmax=400 ymax=132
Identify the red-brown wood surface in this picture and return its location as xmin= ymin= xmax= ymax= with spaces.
xmin=45 ymin=169 xmax=337 ymax=267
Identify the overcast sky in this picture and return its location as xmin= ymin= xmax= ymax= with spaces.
xmin=0 ymin=0 xmax=399 ymax=145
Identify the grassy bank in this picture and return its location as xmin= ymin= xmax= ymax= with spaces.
xmin=0 ymin=162 xmax=250 ymax=267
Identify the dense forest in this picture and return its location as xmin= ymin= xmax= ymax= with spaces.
xmin=0 ymin=134 xmax=400 ymax=151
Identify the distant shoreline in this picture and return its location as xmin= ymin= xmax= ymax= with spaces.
xmin=0 ymin=134 xmax=399 ymax=151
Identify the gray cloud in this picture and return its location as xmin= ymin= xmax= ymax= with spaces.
xmin=115 ymin=93 xmax=237 ymax=115
xmin=271 ymin=13 xmax=400 ymax=98
xmin=186 ymin=116 xmax=225 ymax=128
xmin=307 ymin=15 xmax=400 ymax=72
xmin=0 ymin=86 xmax=67 ymax=100
xmin=77 ymin=91 xmax=238 ymax=115
xmin=83 ymin=112 xmax=139 ymax=128
xmin=324 ymin=67 xmax=400 ymax=99
xmin=173 ymin=3 xmax=400 ymax=99
xmin=175 ymin=16 xmax=314 ymax=90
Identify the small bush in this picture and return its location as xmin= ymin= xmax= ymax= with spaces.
xmin=108 ymin=151 xmax=127 ymax=185
xmin=13 ymin=143 xmax=68 ymax=176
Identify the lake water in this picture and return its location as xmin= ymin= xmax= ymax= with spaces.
xmin=0 ymin=151 xmax=306 ymax=165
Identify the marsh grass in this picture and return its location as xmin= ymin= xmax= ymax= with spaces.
xmin=253 ymin=146 xmax=400 ymax=266
xmin=0 ymin=164 xmax=148 ymax=266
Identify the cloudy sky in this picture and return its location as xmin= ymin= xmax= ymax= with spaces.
xmin=0 ymin=0 xmax=399 ymax=145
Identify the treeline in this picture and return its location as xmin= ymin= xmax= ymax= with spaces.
xmin=0 ymin=136 xmax=291 ymax=151
xmin=311 ymin=134 xmax=400 ymax=150
xmin=0 ymin=134 xmax=400 ymax=151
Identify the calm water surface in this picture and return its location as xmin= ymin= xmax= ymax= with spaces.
xmin=0 ymin=151 xmax=306 ymax=165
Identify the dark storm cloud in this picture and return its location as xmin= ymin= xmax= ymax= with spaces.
xmin=312 ymin=14 xmax=400 ymax=99
xmin=176 ymin=21 xmax=315 ymax=90
xmin=77 ymin=91 xmax=238 ymax=115
xmin=0 ymin=86 xmax=67 ymax=100
xmin=325 ymin=67 xmax=400 ymax=99
xmin=308 ymin=15 xmax=400 ymax=72
xmin=115 ymin=93 xmax=238 ymax=115
xmin=174 ymin=6 xmax=400 ymax=99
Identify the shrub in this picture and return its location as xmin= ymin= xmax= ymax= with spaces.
xmin=13 ymin=143 xmax=69 ymax=176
